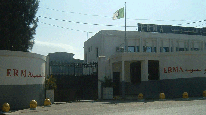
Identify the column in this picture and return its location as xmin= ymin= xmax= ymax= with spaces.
xmin=188 ymin=40 xmax=191 ymax=51
xmin=122 ymin=60 xmax=125 ymax=98
xmin=157 ymin=38 xmax=160 ymax=53
xmin=98 ymin=56 xmax=106 ymax=99
xmin=140 ymin=37 xmax=143 ymax=52
xmin=173 ymin=39 xmax=176 ymax=52
xmin=141 ymin=60 xmax=148 ymax=81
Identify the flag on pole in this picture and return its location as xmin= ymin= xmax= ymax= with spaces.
xmin=113 ymin=7 xmax=124 ymax=20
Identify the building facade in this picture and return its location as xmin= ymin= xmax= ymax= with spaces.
xmin=47 ymin=52 xmax=84 ymax=76
xmin=84 ymin=30 xmax=206 ymax=99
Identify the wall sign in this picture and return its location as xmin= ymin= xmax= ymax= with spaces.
xmin=7 ymin=69 xmax=43 ymax=78
xmin=138 ymin=23 xmax=206 ymax=36
xmin=164 ymin=67 xmax=184 ymax=73
xmin=164 ymin=67 xmax=206 ymax=74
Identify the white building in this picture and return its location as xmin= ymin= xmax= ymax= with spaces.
xmin=84 ymin=30 xmax=206 ymax=99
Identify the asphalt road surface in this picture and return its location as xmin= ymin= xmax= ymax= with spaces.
xmin=4 ymin=98 xmax=206 ymax=115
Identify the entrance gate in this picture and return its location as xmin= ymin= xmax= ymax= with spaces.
xmin=49 ymin=62 xmax=98 ymax=101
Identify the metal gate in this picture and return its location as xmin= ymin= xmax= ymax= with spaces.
xmin=49 ymin=62 xmax=98 ymax=101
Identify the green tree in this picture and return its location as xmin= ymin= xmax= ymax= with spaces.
xmin=0 ymin=0 xmax=39 ymax=51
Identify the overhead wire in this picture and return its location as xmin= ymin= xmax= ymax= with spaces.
xmin=38 ymin=16 xmax=121 ymax=27
xmin=37 ymin=7 xmax=206 ymax=31
xmin=39 ymin=21 xmax=125 ymax=33
xmin=39 ymin=7 xmax=200 ymax=22
xmin=175 ymin=19 xmax=206 ymax=27
xmin=39 ymin=22 xmax=94 ymax=33
xmin=38 ymin=15 xmax=205 ymax=30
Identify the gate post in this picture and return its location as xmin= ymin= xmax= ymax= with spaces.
xmin=98 ymin=56 xmax=106 ymax=99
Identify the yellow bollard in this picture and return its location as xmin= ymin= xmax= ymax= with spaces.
xmin=138 ymin=93 xmax=144 ymax=100
xmin=2 ymin=103 xmax=10 ymax=112
xmin=44 ymin=98 xmax=52 ymax=106
xmin=203 ymin=90 xmax=206 ymax=97
xmin=159 ymin=93 xmax=165 ymax=99
xmin=182 ymin=92 xmax=188 ymax=99
xmin=30 ymin=100 xmax=37 ymax=110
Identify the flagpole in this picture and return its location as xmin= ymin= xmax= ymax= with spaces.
xmin=122 ymin=1 xmax=126 ymax=100
xmin=125 ymin=2 xmax=127 ymax=52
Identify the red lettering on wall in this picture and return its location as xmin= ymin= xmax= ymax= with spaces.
xmin=164 ymin=66 xmax=184 ymax=73
xmin=29 ymin=72 xmax=31 ymax=77
xmin=21 ymin=70 xmax=26 ymax=77
xmin=13 ymin=69 xmax=18 ymax=76
xmin=168 ymin=67 xmax=172 ymax=73
xmin=164 ymin=68 xmax=167 ymax=73
xmin=6 ymin=69 xmax=43 ymax=78
xmin=180 ymin=67 xmax=184 ymax=72
xmin=7 ymin=69 xmax=11 ymax=76
xmin=173 ymin=67 xmax=177 ymax=72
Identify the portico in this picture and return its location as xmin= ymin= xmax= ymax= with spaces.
xmin=109 ymin=52 xmax=160 ymax=98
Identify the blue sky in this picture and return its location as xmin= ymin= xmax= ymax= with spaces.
xmin=31 ymin=0 xmax=206 ymax=59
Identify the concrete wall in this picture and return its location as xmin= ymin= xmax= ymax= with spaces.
xmin=159 ymin=52 xmax=206 ymax=80
xmin=0 ymin=50 xmax=46 ymax=110
xmin=125 ymin=77 xmax=206 ymax=99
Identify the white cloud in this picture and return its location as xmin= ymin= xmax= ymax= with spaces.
xmin=31 ymin=40 xmax=77 ymax=57
xmin=35 ymin=40 xmax=75 ymax=51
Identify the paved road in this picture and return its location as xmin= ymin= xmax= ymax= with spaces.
xmin=5 ymin=98 xmax=206 ymax=115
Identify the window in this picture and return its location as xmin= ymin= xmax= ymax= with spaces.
xmin=153 ymin=47 xmax=156 ymax=52
xmin=160 ymin=47 xmax=162 ymax=52
xmin=194 ymin=48 xmax=199 ymax=51
xmin=163 ymin=47 xmax=169 ymax=52
xmin=147 ymin=47 xmax=152 ymax=52
xmin=88 ymin=48 xmax=90 ymax=52
xmin=128 ymin=46 xmax=135 ymax=52
xmin=143 ymin=46 xmax=152 ymax=52
xmin=176 ymin=47 xmax=179 ymax=51
xmin=179 ymin=48 xmax=184 ymax=51
xmin=143 ymin=46 xmax=147 ymax=52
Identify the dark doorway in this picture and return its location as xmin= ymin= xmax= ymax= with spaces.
xmin=148 ymin=60 xmax=159 ymax=80
xmin=130 ymin=61 xmax=141 ymax=84
xmin=113 ymin=72 xmax=120 ymax=96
